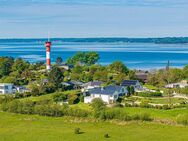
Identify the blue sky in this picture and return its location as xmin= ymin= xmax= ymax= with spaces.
xmin=0 ymin=0 xmax=188 ymax=38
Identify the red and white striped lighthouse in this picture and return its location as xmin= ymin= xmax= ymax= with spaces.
xmin=45 ymin=41 xmax=51 ymax=70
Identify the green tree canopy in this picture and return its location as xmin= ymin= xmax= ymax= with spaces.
xmin=48 ymin=66 xmax=64 ymax=87
xmin=12 ymin=58 xmax=30 ymax=73
xmin=0 ymin=57 xmax=14 ymax=77
xmin=56 ymin=57 xmax=63 ymax=66
xmin=108 ymin=61 xmax=129 ymax=74
xmin=67 ymin=52 xmax=99 ymax=66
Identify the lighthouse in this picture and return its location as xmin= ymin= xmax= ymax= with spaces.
xmin=45 ymin=41 xmax=51 ymax=70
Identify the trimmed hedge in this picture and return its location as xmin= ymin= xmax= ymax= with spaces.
xmin=138 ymin=91 xmax=162 ymax=97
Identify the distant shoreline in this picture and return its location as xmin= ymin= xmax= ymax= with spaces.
xmin=1 ymin=37 xmax=188 ymax=44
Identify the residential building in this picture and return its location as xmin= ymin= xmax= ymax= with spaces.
xmin=84 ymin=85 xmax=127 ymax=104
xmin=61 ymin=81 xmax=84 ymax=90
xmin=135 ymin=73 xmax=148 ymax=83
xmin=13 ymin=86 xmax=30 ymax=93
xmin=0 ymin=83 xmax=14 ymax=94
xmin=59 ymin=64 xmax=74 ymax=71
xmin=121 ymin=80 xmax=143 ymax=91
xmin=81 ymin=81 xmax=104 ymax=92
xmin=165 ymin=80 xmax=188 ymax=88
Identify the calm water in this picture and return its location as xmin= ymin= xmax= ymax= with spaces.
xmin=0 ymin=41 xmax=188 ymax=70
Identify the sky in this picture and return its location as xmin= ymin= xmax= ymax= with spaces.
xmin=0 ymin=0 xmax=188 ymax=38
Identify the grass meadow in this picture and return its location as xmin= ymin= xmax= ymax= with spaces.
xmin=1 ymin=112 xmax=188 ymax=141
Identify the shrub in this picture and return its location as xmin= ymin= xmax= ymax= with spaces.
xmin=138 ymin=92 xmax=162 ymax=97
xmin=34 ymin=104 xmax=63 ymax=117
xmin=66 ymin=108 xmax=90 ymax=117
xmin=74 ymin=128 xmax=81 ymax=134
xmin=53 ymin=93 xmax=67 ymax=103
xmin=68 ymin=94 xmax=79 ymax=105
xmin=100 ymin=109 xmax=131 ymax=121
xmin=7 ymin=100 xmax=22 ymax=113
xmin=162 ymin=104 xmax=171 ymax=110
xmin=139 ymin=112 xmax=153 ymax=121
xmin=140 ymin=99 xmax=150 ymax=108
xmin=36 ymin=99 xmax=52 ymax=105
xmin=177 ymin=114 xmax=188 ymax=126
xmin=104 ymin=134 xmax=110 ymax=138
xmin=80 ymin=95 xmax=84 ymax=103
xmin=132 ymin=113 xmax=153 ymax=121
xmin=21 ymin=100 xmax=35 ymax=114
xmin=91 ymin=98 xmax=106 ymax=111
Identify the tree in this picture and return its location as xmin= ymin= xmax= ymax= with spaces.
xmin=183 ymin=65 xmax=188 ymax=79
xmin=113 ymin=73 xmax=127 ymax=84
xmin=67 ymin=52 xmax=99 ymax=66
xmin=91 ymin=98 xmax=106 ymax=111
xmin=48 ymin=66 xmax=64 ymax=87
xmin=12 ymin=58 xmax=30 ymax=73
xmin=93 ymin=70 xmax=108 ymax=82
xmin=53 ymin=93 xmax=67 ymax=103
xmin=108 ymin=61 xmax=129 ymax=74
xmin=130 ymin=86 xmax=135 ymax=95
xmin=56 ymin=57 xmax=63 ymax=66
xmin=0 ymin=57 xmax=14 ymax=77
xmin=85 ymin=52 xmax=100 ymax=65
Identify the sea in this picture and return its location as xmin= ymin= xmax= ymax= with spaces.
xmin=0 ymin=40 xmax=188 ymax=70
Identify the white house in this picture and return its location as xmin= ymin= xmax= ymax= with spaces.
xmin=84 ymin=85 xmax=127 ymax=104
xmin=121 ymin=80 xmax=143 ymax=92
xmin=165 ymin=80 xmax=188 ymax=88
xmin=0 ymin=83 xmax=14 ymax=94
xmin=81 ymin=81 xmax=104 ymax=92
xmin=13 ymin=86 xmax=30 ymax=93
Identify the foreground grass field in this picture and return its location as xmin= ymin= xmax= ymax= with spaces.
xmin=1 ymin=112 xmax=188 ymax=141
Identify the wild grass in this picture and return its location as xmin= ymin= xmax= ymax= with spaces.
xmin=1 ymin=112 xmax=188 ymax=141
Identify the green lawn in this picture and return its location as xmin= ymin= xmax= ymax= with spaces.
xmin=149 ymin=97 xmax=187 ymax=104
xmin=1 ymin=112 xmax=188 ymax=141
xmin=144 ymin=84 xmax=159 ymax=90
xmin=124 ymin=107 xmax=188 ymax=120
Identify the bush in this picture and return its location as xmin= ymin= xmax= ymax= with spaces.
xmin=100 ymin=109 xmax=131 ymax=121
xmin=177 ymin=114 xmax=188 ymax=126
xmin=7 ymin=100 xmax=22 ymax=113
xmin=53 ymin=93 xmax=67 ymax=103
xmin=138 ymin=92 xmax=162 ymax=97
xmin=140 ymin=99 xmax=150 ymax=108
xmin=20 ymin=100 xmax=35 ymax=114
xmin=74 ymin=128 xmax=81 ymax=134
xmin=66 ymin=108 xmax=90 ymax=117
xmin=34 ymin=104 xmax=63 ymax=117
xmin=104 ymin=134 xmax=110 ymax=138
xmin=91 ymin=98 xmax=106 ymax=111
xmin=80 ymin=95 xmax=84 ymax=103
xmin=139 ymin=113 xmax=153 ymax=121
xmin=68 ymin=94 xmax=79 ymax=104
xmin=133 ymin=113 xmax=153 ymax=121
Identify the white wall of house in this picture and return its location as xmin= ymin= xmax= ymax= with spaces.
xmin=84 ymin=93 xmax=119 ymax=104
xmin=82 ymin=85 xmax=101 ymax=92
xmin=133 ymin=81 xmax=143 ymax=91
xmin=0 ymin=83 xmax=13 ymax=94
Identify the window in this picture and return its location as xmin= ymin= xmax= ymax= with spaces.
xmin=122 ymin=88 xmax=125 ymax=93
xmin=5 ymin=86 xmax=9 ymax=89
xmin=0 ymin=86 xmax=4 ymax=89
xmin=114 ymin=95 xmax=117 ymax=98
xmin=0 ymin=91 xmax=3 ymax=94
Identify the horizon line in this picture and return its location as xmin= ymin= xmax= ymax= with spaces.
xmin=0 ymin=36 xmax=188 ymax=40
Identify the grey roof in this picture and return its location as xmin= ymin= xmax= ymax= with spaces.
xmin=121 ymin=80 xmax=139 ymax=87
xmin=70 ymin=81 xmax=84 ymax=86
xmin=88 ymin=85 xmax=124 ymax=96
xmin=82 ymin=81 xmax=103 ymax=87
xmin=61 ymin=81 xmax=83 ymax=86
